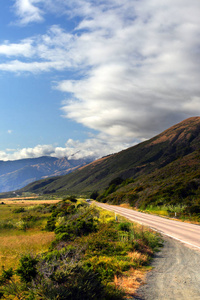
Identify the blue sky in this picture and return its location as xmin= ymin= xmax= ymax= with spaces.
xmin=0 ymin=0 xmax=199 ymax=161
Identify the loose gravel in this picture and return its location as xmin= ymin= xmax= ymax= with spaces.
xmin=133 ymin=236 xmax=200 ymax=300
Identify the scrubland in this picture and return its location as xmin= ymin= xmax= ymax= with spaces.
xmin=0 ymin=197 xmax=161 ymax=299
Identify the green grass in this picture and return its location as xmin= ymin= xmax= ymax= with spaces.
xmin=141 ymin=204 xmax=187 ymax=217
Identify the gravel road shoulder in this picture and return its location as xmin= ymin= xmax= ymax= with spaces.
xmin=133 ymin=236 xmax=200 ymax=300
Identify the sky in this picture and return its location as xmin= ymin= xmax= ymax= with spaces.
xmin=0 ymin=0 xmax=199 ymax=161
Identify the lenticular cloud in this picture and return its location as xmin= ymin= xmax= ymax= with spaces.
xmin=58 ymin=0 xmax=200 ymax=140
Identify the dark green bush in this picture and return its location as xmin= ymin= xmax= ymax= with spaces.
xmin=63 ymin=196 xmax=77 ymax=203
xmin=35 ymin=265 xmax=105 ymax=300
xmin=0 ymin=267 xmax=14 ymax=285
xmin=118 ymin=222 xmax=131 ymax=232
xmin=74 ymin=217 xmax=97 ymax=236
xmin=109 ymin=177 xmax=124 ymax=187
xmin=13 ymin=207 xmax=25 ymax=213
xmin=54 ymin=225 xmax=67 ymax=234
xmin=16 ymin=255 xmax=38 ymax=283
xmin=45 ymin=217 xmax=56 ymax=231
xmin=90 ymin=191 xmax=99 ymax=200
xmin=56 ymin=232 xmax=72 ymax=242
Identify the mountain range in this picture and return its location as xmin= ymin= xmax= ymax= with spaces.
xmin=1 ymin=116 xmax=200 ymax=214
xmin=0 ymin=156 xmax=92 ymax=193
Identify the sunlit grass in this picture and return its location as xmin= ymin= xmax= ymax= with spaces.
xmin=0 ymin=231 xmax=55 ymax=270
xmin=0 ymin=199 xmax=59 ymax=270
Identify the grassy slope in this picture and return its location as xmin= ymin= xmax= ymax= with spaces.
xmin=18 ymin=117 xmax=200 ymax=199
xmin=101 ymin=150 xmax=200 ymax=221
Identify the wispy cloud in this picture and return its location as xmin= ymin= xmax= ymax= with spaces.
xmin=13 ymin=0 xmax=45 ymax=25
xmin=1 ymin=0 xmax=200 ymax=159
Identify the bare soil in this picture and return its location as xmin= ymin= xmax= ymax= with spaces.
xmin=133 ymin=236 xmax=200 ymax=300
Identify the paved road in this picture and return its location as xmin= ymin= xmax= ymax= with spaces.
xmin=94 ymin=202 xmax=200 ymax=250
xmin=94 ymin=202 xmax=200 ymax=299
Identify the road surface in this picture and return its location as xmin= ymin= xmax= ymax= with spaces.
xmin=94 ymin=202 xmax=200 ymax=299
xmin=94 ymin=202 xmax=200 ymax=250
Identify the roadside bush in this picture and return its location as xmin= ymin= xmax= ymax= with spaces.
xmin=84 ymin=256 xmax=118 ymax=281
xmin=90 ymin=191 xmax=99 ymax=200
xmin=34 ymin=264 xmax=105 ymax=300
xmin=118 ymin=222 xmax=131 ymax=232
xmin=187 ymin=204 xmax=200 ymax=214
xmin=54 ymin=217 xmax=98 ymax=242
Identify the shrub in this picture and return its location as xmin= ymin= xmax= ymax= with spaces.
xmin=45 ymin=217 xmax=56 ymax=231
xmin=0 ymin=267 xmax=14 ymax=285
xmin=13 ymin=207 xmax=25 ymax=213
xmin=56 ymin=232 xmax=72 ymax=242
xmin=0 ymin=220 xmax=15 ymax=229
xmin=90 ymin=191 xmax=99 ymax=200
xmin=16 ymin=255 xmax=38 ymax=283
xmin=35 ymin=265 xmax=105 ymax=300
xmin=63 ymin=196 xmax=78 ymax=203
xmin=109 ymin=177 xmax=124 ymax=187
xmin=118 ymin=222 xmax=131 ymax=232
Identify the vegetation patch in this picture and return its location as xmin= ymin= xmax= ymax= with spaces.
xmin=0 ymin=198 xmax=161 ymax=299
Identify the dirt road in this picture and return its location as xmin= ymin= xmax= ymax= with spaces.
xmin=94 ymin=202 xmax=200 ymax=299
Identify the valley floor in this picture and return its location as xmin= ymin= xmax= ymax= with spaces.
xmin=133 ymin=236 xmax=200 ymax=300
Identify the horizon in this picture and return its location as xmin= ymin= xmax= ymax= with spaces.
xmin=0 ymin=1 xmax=199 ymax=161
xmin=2 ymin=115 xmax=199 ymax=162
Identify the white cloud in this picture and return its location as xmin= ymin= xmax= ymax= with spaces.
xmin=14 ymin=0 xmax=44 ymax=24
xmin=0 ymin=40 xmax=34 ymax=57
xmin=2 ymin=0 xmax=200 ymax=156
xmin=0 ymin=134 xmax=134 ymax=161
xmin=0 ymin=144 xmax=54 ymax=161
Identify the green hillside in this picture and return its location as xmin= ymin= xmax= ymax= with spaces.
xmin=18 ymin=117 xmax=200 ymax=204
xmin=102 ymin=150 xmax=200 ymax=215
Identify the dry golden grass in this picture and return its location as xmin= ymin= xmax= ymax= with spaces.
xmin=128 ymin=251 xmax=148 ymax=265
xmin=119 ymin=203 xmax=132 ymax=209
xmin=114 ymin=267 xmax=147 ymax=298
xmin=0 ymin=199 xmax=57 ymax=270
xmin=0 ymin=231 xmax=55 ymax=270
xmin=1 ymin=199 xmax=61 ymax=205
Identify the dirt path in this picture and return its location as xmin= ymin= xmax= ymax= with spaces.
xmin=133 ymin=237 xmax=200 ymax=300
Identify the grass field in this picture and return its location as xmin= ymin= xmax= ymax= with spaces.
xmin=0 ymin=198 xmax=60 ymax=270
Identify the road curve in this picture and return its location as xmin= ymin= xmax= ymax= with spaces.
xmin=94 ymin=202 xmax=200 ymax=250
